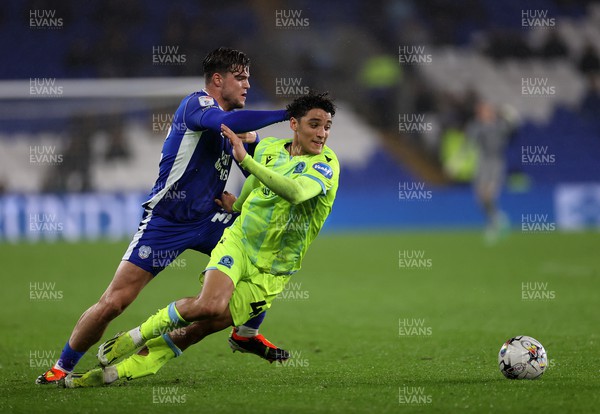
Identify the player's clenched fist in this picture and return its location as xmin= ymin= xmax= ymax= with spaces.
xmin=214 ymin=191 xmax=237 ymax=213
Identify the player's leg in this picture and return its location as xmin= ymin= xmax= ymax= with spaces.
xmin=37 ymin=210 xmax=185 ymax=384
xmin=477 ymin=175 xmax=508 ymax=243
xmin=66 ymin=272 xmax=286 ymax=387
xmin=194 ymin=212 xmax=286 ymax=359
xmin=36 ymin=261 xmax=153 ymax=384
xmin=71 ymin=261 xmax=153 ymax=350
xmin=97 ymin=269 xmax=235 ymax=366
xmin=66 ymin=314 xmax=233 ymax=388
xmin=226 ymin=273 xmax=290 ymax=362
xmin=228 ymin=312 xmax=288 ymax=362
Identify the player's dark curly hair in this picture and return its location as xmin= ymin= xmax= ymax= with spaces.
xmin=286 ymin=91 xmax=336 ymax=120
xmin=203 ymin=47 xmax=250 ymax=80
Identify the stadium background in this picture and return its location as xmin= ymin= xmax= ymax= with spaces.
xmin=1 ymin=0 xmax=599 ymax=237
xmin=1 ymin=1 xmax=599 ymax=413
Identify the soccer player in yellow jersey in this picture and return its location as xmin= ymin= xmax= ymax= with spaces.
xmin=66 ymin=92 xmax=339 ymax=387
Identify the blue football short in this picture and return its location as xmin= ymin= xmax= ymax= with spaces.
xmin=122 ymin=208 xmax=237 ymax=276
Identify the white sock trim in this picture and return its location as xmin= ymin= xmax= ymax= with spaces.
xmin=103 ymin=366 xmax=119 ymax=384
xmin=129 ymin=326 xmax=145 ymax=347
xmin=236 ymin=325 xmax=258 ymax=338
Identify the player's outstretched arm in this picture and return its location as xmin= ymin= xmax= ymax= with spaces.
xmin=187 ymin=106 xmax=288 ymax=134
xmin=221 ymin=124 xmax=322 ymax=205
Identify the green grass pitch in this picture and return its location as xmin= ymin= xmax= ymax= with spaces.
xmin=1 ymin=231 xmax=598 ymax=413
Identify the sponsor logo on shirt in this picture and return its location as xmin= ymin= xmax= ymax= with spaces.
xmin=312 ymin=163 xmax=333 ymax=179
xmin=294 ymin=162 xmax=306 ymax=174
xmin=198 ymin=96 xmax=215 ymax=108
xmin=218 ymin=255 xmax=234 ymax=269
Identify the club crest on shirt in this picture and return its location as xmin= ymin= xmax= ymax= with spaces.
xmin=138 ymin=245 xmax=152 ymax=259
xmin=294 ymin=162 xmax=306 ymax=174
xmin=312 ymin=162 xmax=333 ymax=179
xmin=218 ymin=255 xmax=234 ymax=269
xmin=198 ymin=95 xmax=215 ymax=108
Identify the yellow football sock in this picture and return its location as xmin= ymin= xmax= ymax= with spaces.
xmin=139 ymin=302 xmax=189 ymax=341
xmin=115 ymin=335 xmax=181 ymax=380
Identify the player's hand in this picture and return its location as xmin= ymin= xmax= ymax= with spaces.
xmin=221 ymin=124 xmax=247 ymax=163
xmin=237 ymin=131 xmax=257 ymax=143
xmin=214 ymin=191 xmax=237 ymax=213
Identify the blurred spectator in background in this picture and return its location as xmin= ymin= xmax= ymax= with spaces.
xmin=577 ymin=42 xmax=600 ymax=77
xmin=65 ymin=39 xmax=97 ymax=77
xmin=485 ymin=30 xmax=533 ymax=61
xmin=580 ymin=75 xmax=600 ymax=122
xmin=440 ymin=126 xmax=477 ymax=183
xmin=358 ymin=51 xmax=402 ymax=129
xmin=43 ymin=114 xmax=95 ymax=192
xmin=104 ymin=115 xmax=131 ymax=162
xmin=95 ymin=31 xmax=141 ymax=77
xmin=539 ymin=31 xmax=569 ymax=60
xmin=466 ymin=101 xmax=517 ymax=243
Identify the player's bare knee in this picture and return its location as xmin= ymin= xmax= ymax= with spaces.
xmin=96 ymin=296 xmax=128 ymax=321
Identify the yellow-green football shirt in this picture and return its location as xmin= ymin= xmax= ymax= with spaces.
xmin=230 ymin=137 xmax=339 ymax=275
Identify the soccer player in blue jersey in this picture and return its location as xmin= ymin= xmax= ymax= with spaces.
xmin=64 ymin=92 xmax=338 ymax=388
xmin=36 ymin=47 xmax=290 ymax=385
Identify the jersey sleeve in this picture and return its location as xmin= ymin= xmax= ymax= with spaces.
xmin=301 ymin=149 xmax=339 ymax=195
xmin=182 ymin=94 xmax=288 ymax=133
xmin=181 ymin=94 xmax=218 ymax=131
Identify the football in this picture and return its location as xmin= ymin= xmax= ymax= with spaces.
xmin=498 ymin=336 xmax=548 ymax=379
